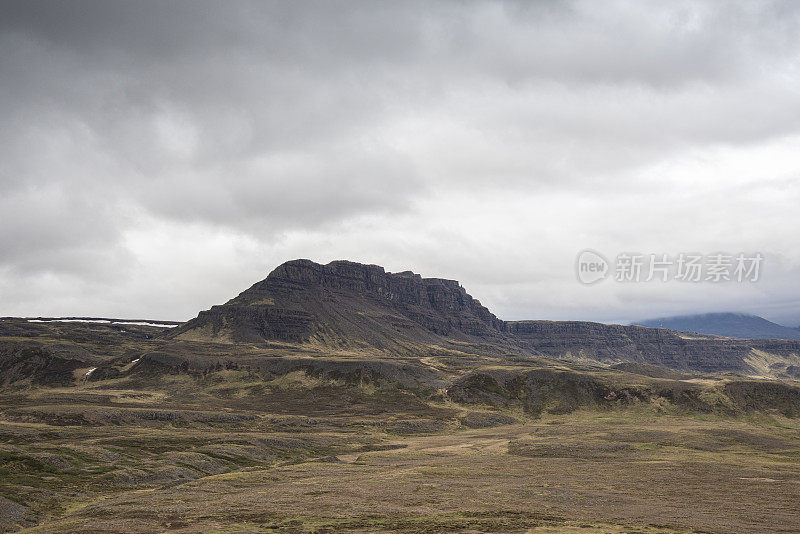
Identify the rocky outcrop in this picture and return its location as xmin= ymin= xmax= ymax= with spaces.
xmin=0 ymin=342 xmax=87 ymax=386
xmin=180 ymin=305 xmax=315 ymax=343
xmin=448 ymin=367 xmax=800 ymax=417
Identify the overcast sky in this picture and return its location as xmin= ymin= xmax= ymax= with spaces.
xmin=2 ymin=0 xmax=800 ymax=326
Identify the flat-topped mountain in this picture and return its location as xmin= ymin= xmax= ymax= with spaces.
xmin=171 ymin=259 xmax=509 ymax=352
xmin=634 ymin=312 xmax=800 ymax=341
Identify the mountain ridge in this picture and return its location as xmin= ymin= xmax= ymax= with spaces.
xmin=171 ymin=259 xmax=800 ymax=378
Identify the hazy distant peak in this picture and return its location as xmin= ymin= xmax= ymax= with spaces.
xmin=634 ymin=312 xmax=800 ymax=341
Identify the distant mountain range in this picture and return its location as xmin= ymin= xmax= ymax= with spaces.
xmin=633 ymin=313 xmax=800 ymax=341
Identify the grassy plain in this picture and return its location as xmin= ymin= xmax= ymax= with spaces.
xmin=1 ymin=366 xmax=799 ymax=533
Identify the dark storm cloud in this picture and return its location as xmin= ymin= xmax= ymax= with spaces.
xmin=1 ymin=0 xmax=432 ymax=273
xmin=1 ymin=0 xmax=800 ymax=322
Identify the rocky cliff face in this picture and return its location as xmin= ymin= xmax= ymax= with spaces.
xmin=171 ymin=259 xmax=507 ymax=350
xmin=509 ymin=320 xmax=800 ymax=376
xmin=510 ymin=321 xmax=739 ymax=372
xmin=247 ymin=259 xmax=505 ymax=333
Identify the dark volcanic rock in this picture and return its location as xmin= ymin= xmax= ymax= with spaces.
xmin=509 ymin=320 xmax=800 ymax=374
xmin=171 ymin=259 xmax=507 ymax=350
xmin=259 ymin=260 xmax=505 ymax=335
xmin=186 ymin=305 xmax=315 ymax=343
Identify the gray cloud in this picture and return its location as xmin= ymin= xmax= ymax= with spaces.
xmin=1 ymin=0 xmax=800 ymax=325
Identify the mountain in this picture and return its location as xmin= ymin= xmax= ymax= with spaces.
xmin=633 ymin=313 xmax=800 ymax=341
xmin=170 ymin=259 xmax=510 ymax=353
xmin=174 ymin=259 xmax=800 ymax=377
